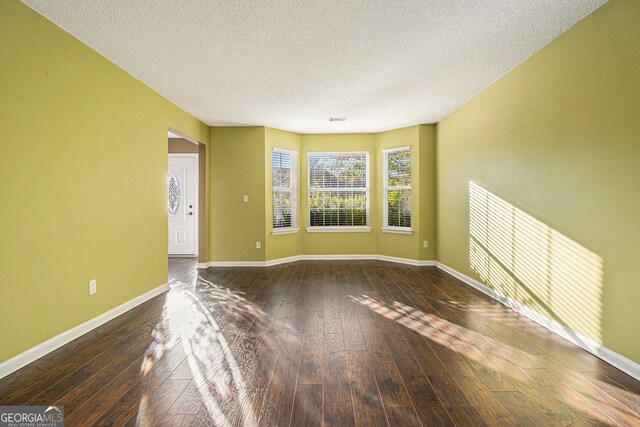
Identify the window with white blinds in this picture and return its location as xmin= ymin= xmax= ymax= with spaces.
xmin=308 ymin=152 xmax=369 ymax=230
xmin=383 ymin=147 xmax=412 ymax=231
xmin=272 ymin=148 xmax=297 ymax=232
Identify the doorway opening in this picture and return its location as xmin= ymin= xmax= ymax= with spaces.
xmin=167 ymin=129 xmax=206 ymax=282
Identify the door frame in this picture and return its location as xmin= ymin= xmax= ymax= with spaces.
xmin=168 ymin=127 xmax=206 ymax=264
xmin=168 ymin=152 xmax=199 ymax=257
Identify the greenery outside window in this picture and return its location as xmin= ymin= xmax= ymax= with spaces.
xmin=307 ymin=152 xmax=370 ymax=232
xmin=382 ymin=146 xmax=412 ymax=234
xmin=272 ymin=148 xmax=298 ymax=234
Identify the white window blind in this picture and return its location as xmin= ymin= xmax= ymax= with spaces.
xmin=383 ymin=147 xmax=411 ymax=229
xmin=272 ymin=149 xmax=297 ymax=230
xmin=308 ymin=152 xmax=369 ymax=228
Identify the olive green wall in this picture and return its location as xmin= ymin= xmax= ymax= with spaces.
xmin=374 ymin=125 xmax=437 ymax=261
xmin=418 ymin=125 xmax=437 ymax=261
xmin=9 ymin=0 xmax=633 ymax=372
xmin=210 ymin=127 xmax=439 ymax=262
xmin=300 ymin=134 xmax=378 ymax=255
xmin=437 ymin=0 xmax=639 ymax=363
xmin=210 ymin=127 xmax=266 ymax=262
xmin=265 ymin=127 xmax=302 ymax=260
xmin=0 ymin=1 xmax=209 ymax=363
xmin=375 ymin=126 xmax=420 ymax=259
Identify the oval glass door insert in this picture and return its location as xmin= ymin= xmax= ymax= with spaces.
xmin=167 ymin=170 xmax=181 ymax=216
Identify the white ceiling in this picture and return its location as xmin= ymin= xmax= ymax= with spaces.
xmin=24 ymin=0 xmax=606 ymax=134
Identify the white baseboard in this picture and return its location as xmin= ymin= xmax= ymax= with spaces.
xmin=205 ymin=260 xmax=267 ymax=267
xmin=202 ymin=255 xmax=437 ymax=268
xmin=435 ymin=262 xmax=640 ymax=382
xmin=378 ymin=255 xmax=435 ymax=267
xmin=0 ymin=282 xmax=169 ymax=380
xmin=265 ymin=255 xmax=307 ymax=266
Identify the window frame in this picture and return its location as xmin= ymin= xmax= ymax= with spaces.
xmin=382 ymin=146 xmax=413 ymax=235
xmin=306 ymin=151 xmax=371 ymax=233
xmin=272 ymin=147 xmax=299 ymax=235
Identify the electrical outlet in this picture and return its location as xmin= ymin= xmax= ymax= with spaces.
xmin=89 ymin=279 xmax=97 ymax=295
xmin=243 ymin=195 xmax=249 ymax=203
xmin=256 ymin=241 xmax=261 ymax=249
xmin=423 ymin=240 xmax=429 ymax=248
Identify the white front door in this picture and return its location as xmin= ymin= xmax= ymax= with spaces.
xmin=168 ymin=154 xmax=197 ymax=255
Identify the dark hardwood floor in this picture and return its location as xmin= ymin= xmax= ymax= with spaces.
xmin=1 ymin=259 xmax=639 ymax=426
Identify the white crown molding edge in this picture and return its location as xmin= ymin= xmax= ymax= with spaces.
xmin=0 ymin=282 xmax=169 ymax=380
xmin=434 ymin=261 xmax=640 ymax=382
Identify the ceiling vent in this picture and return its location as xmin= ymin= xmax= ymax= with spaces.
xmin=329 ymin=117 xmax=347 ymax=122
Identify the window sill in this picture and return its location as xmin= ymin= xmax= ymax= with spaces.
xmin=272 ymin=228 xmax=300 ymax=235
xmin=381 ymin=227 xmax=413 ymax=235
xmin=306 ymin=226 xmax=371 ymax=233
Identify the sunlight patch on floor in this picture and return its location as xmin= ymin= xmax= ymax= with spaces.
xmin=348 ymin=293 xmax=637 ymax=425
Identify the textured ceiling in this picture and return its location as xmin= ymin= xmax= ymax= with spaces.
xmin=23 ymin=0 xmax=606 ymax=134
